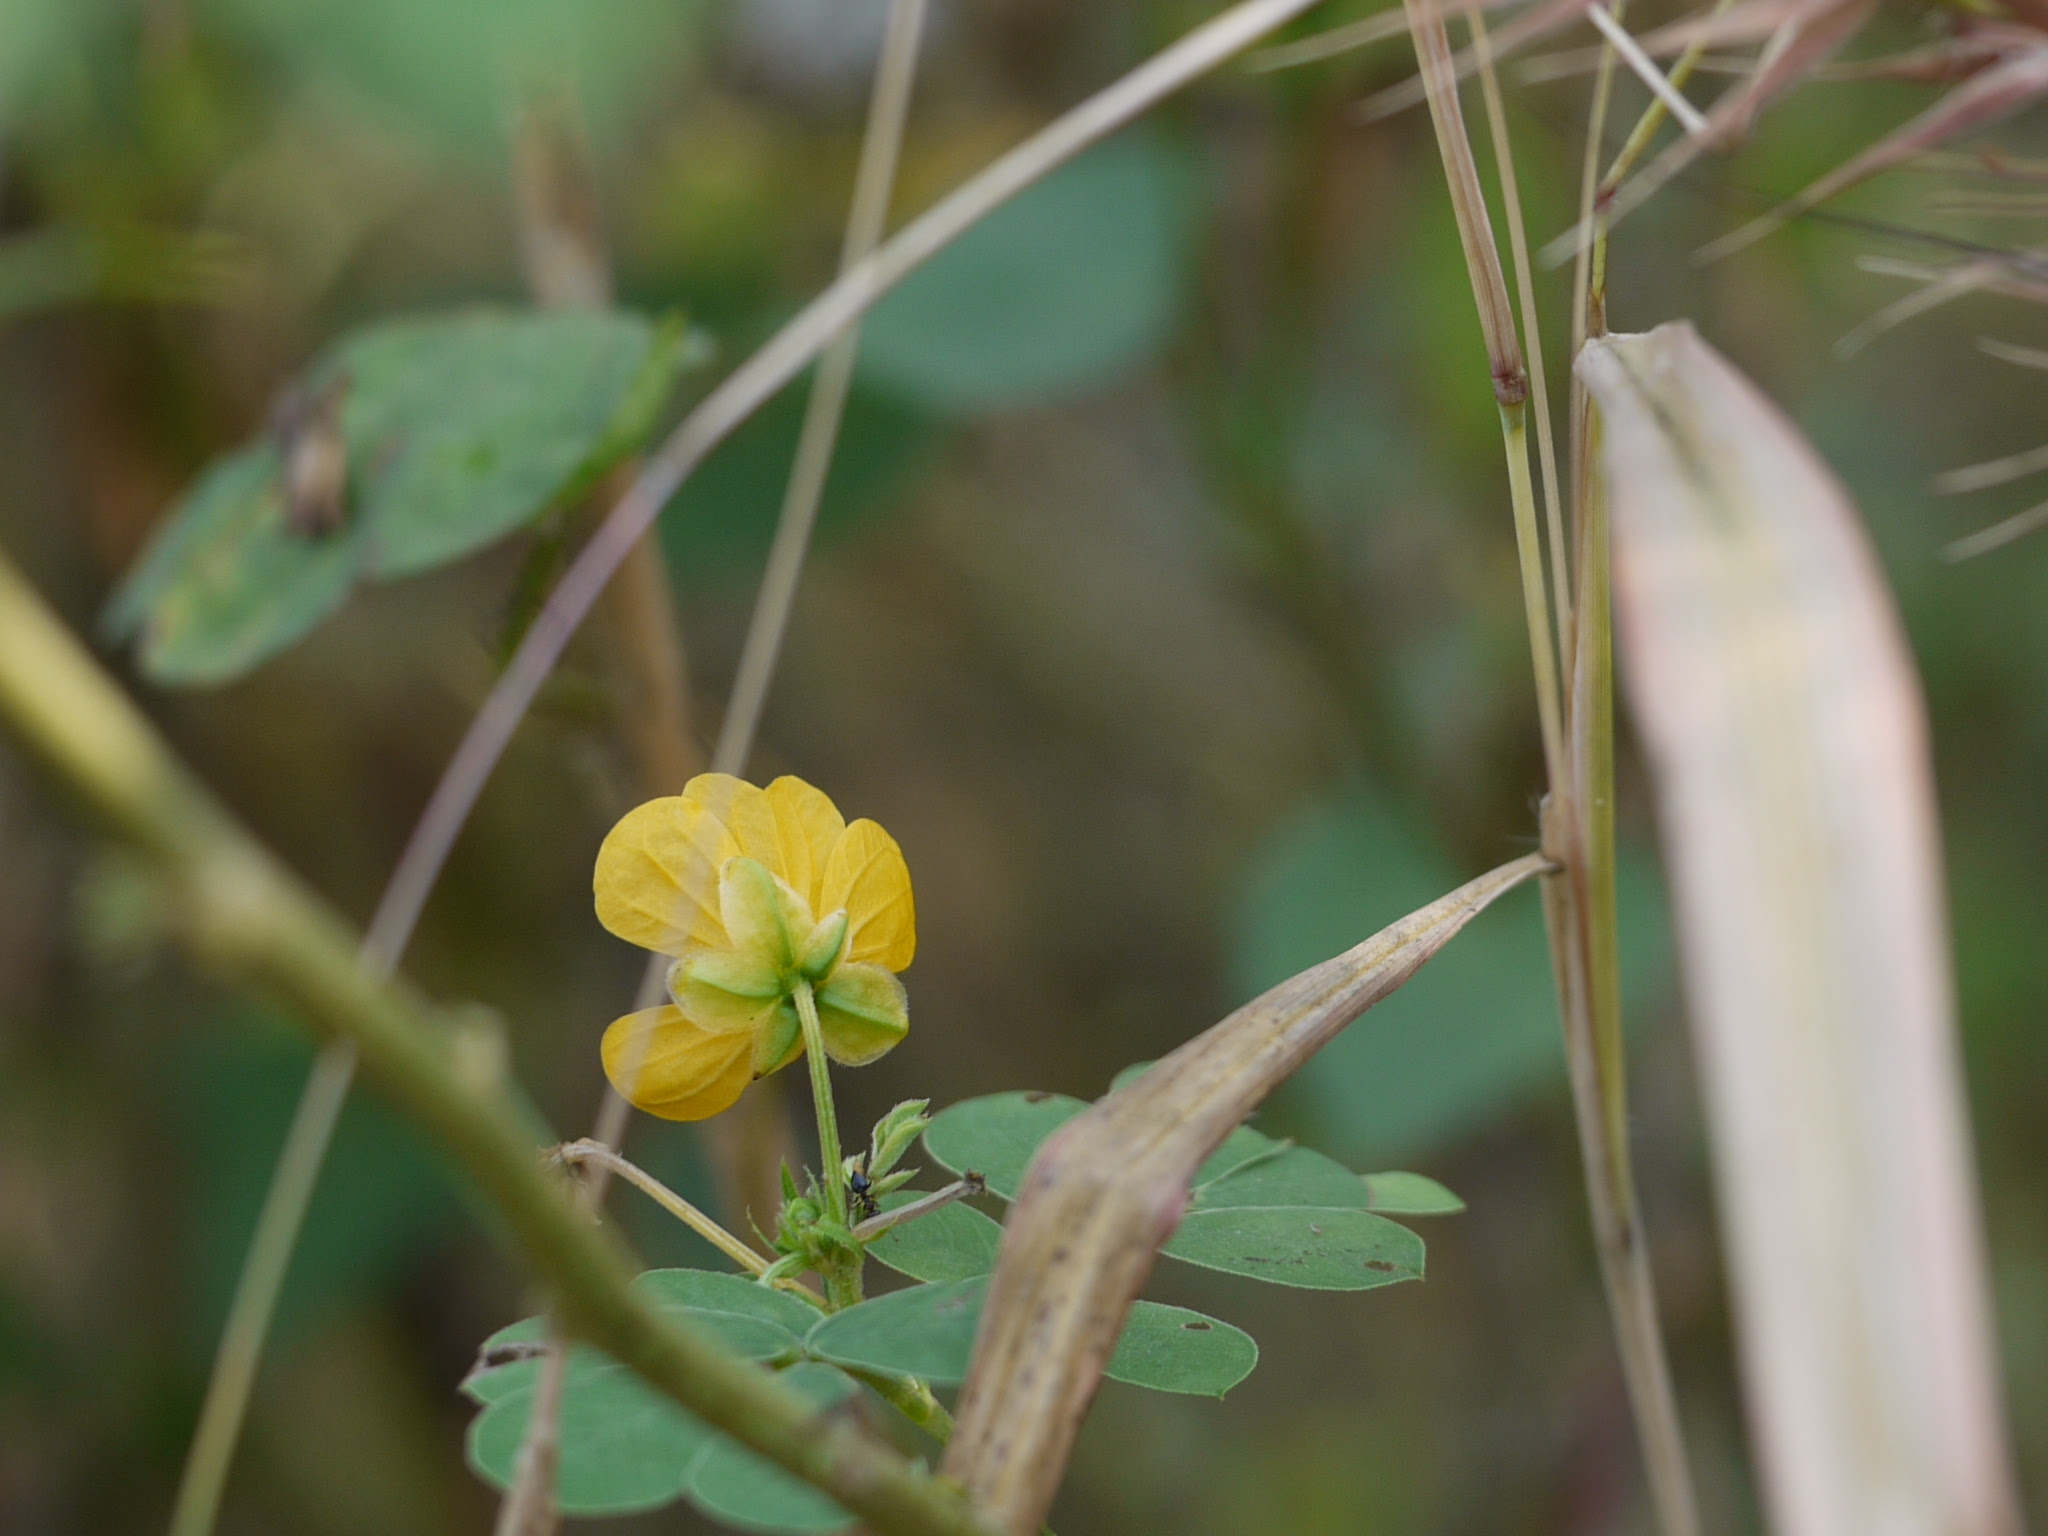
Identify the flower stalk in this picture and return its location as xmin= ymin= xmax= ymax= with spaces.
xmin=793 ymin=979 xmax=864 ymax=1309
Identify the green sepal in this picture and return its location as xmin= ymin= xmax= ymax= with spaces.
xmin=719 ymin=856 xmax=797 ymax=975
xmin=752 ymin=1000 xmax=804 ymax=1077
xmin=798 ymin=910 xmax=849 ymax=982
xmin=813 ymin=964 xmax=908 ymax=1066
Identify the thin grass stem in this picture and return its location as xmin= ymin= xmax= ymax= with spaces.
xmin=1583 ymin=6 xmax=1708 ymax=135
xmin=1464 ymin=0 xmax=1573 ymax=652
xmin=1557 ymin=418 xmax=1701 ymax=1536
xmin=1599 ymin=0 xmax=1734 ymax=194
xmin=165 ymin=1041 xmax=355 ymax=1536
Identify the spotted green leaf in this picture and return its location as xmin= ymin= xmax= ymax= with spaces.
xmin=1162 ymin=1206 xmax=1423 ymax=1290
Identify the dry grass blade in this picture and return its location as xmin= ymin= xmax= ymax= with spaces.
xmin=1944 ymin=498 xmax=2048 ymax=559
xmin=941 ymin=854 xmax=1550 ymax=1535
xmin=1979 ymin=335 xmax=2048 ymax=369
xmin=1540 ymin=0 xmax=1876 ymax=265
xmin=1581 ymin=322 xmax=2024 ymax=1536
xmin=1354 ymin=0 xmax=1593 ymax=123
xmin=1932 ymin=439 xmax=2048 ymax=494
xmin=1249 ymin=0 xmax=1521 ymax=72
xmin=1697 ymin=41 xmax=2048 ymax=262
xmin=1837 ymin=249 xmax=2048 ymax=355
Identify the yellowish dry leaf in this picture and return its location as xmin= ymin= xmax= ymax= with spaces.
xmin=1580 ymin=322 xmax=2022 ymax=1536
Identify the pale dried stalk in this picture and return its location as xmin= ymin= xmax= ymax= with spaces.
xmin=942 ymin=854 xmax=1550 ymax=1535
xmin=1403 ymin=0 xmax=1566 ymax=793
xmin=1584 ymin=322 xmax=2024 ymax=1536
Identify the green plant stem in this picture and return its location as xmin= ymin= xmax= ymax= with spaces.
xmin=852 ymin=1370 xmax=955 ymax=1443
xmin=1464 ymin=0 xmax=1571 ymax=643
xmin=1553 ymin=415 xmax=1700 ymax=1536
xmin=1597 ymin=0 xmax=1730 ymax=198
xmin=1497 ymin=403 xmax=1566 ymax=791
xmin=0 ymin=550 xmax=995 ymax=1536
xmin=792 ymin=980 xmax=862 ymax=1310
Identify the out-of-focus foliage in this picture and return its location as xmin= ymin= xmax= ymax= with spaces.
xmin=1233 ymin=786 xmax=1670 ymax=1162
xmin=1 ymin=0 xmax=2046 ymax=1532
xmin=106 ymin=309 xmax=699 ymax=682
xmin=859 ymin=129 xmax=1199 ymax=413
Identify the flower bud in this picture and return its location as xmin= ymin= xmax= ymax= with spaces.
xmin=867 ymin=1098 xmax=932 ymax=1178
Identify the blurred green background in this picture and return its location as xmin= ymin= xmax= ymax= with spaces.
xmin=1 ymin=0 xmax=2045 ymax=1531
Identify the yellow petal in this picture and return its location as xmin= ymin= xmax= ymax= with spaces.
xmin=593 ymin=795 xmax=739 ymax=954
xmin=815 ymin=962 xmax=909 ymax=1066
xmin=683 ymin=773 xmax=791 ymax=890
xmin=763 ymin=776 xmax=846 ymax=913
xmin=819 ymin=819 xmax=915 ymax=971
xmin=601 ymin=1005 xmax=754 ymax=1121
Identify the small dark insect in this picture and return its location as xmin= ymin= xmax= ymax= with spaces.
xmin=270 ymin=369 xmax=352 ymax=539
xmin=848 ymin=1159 xmax=879 ymax=1222
xmin=477 ymin=1340 xmax=548 ymax=1369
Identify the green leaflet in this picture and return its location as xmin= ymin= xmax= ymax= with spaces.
xmin=862 ymin=1195 xmax=1005 ymax=1284
xmin=463 ymin=1254 xmax=1257 ymax=1524
xmin=463 ymin=1269 xmax=820 ymax=1519
xmin=683 ymin=1363 xmax=857 ymax=1533
xmin=922 ymin=1083 xmax=1454 ymax=1289
xmin=858 ymin=129 xmax=1196 ymax=414
xmin=466 ymin=1344 xmax=713 ymax=1515
xmin=1162 ymin=1207 xmax=1424 ymax=1291
xmin=920 ymin=1091 xmax=1087 ymax=1201
xmin=806 ymin=1278 xmax=1257 ymax=1398
xmin=107 ymin=308 xmax=702 ymax=685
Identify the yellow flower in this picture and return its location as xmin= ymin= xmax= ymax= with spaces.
xmin=594 ymin=773 xmax=914 ymax=1121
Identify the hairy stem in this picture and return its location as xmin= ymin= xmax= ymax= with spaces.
xmin=792 ymin=980 xmax=862 ymax=1310
xmin=0 ymin=550 xmax=996 ymax=1536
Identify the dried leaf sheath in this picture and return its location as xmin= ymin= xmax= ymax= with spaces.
xmin=941 ymin=852 xmax=1549 ymax=1535
xmin=1581 ymin=323 xmax=2022 ymax=1536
